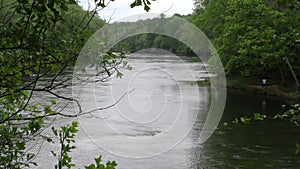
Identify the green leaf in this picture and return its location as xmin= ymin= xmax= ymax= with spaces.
xmin=95 ymin=156 xmax=102 ymax=166
xmin=51 ymin=100 xmax=57 ymax=105
xmin=47 ymin=137 xmax=53 ymax=143
xmin=130 ymin=0 xmax=142 ymax=8
xmin=116 ymin=70 xmax=123 ymax=78
xmin=85 ymin=164 xmax=95 ymax=169
xmin=52 ymin=127 xmax=58 ymax=136
xmin=240 ymin=117 xmax=251 ymax=124
xmin=97 ymin=2 xmax=106 ymax=8
xmin=254 ymin=113 xmax=266 ymax=120
xmin=232 ymin=118 xmax=239 ymax=124
xmin=274 ymin=114 xmax=283 ymax=119
xmin=144 ymin=5 xmax=150 ymax=12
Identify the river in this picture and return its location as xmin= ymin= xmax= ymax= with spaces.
xmin=33 ymin=53 xmax=300 ymax=169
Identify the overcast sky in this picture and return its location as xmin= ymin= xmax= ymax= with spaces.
xmin=79 ymin=0 xmax=195 ymax=22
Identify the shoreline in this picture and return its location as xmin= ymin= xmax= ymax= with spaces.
xmin=226 ymin=78 xmax=300 ymax=101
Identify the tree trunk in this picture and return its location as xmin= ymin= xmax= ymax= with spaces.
xmin=284 ymin=55 xmax=300 ymax=90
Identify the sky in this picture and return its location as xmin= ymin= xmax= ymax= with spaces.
xmin=79 ymin=0 xmax=195 ymax=22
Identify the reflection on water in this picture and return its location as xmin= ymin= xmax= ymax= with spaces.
xmin=34 ymin=53 xmax=300 ymax=169
xmin=194 ymin=119 xmax=300 ymax=168
xmin=74 ymin=52 xmax=209 ymax=158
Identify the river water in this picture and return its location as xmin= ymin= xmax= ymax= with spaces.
xmin=34 ymin=53 xmax=300 ymax=169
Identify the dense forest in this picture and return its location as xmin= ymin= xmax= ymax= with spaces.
xmin=113 ymin=33 xmax=196 ymax=56
xmin=111 ymin=14 xmax=197 ymax=56
xmin=193 ymin=0 xmax=300 ymax=93
xmin=0 ymin=0 xmax=300 ymax=168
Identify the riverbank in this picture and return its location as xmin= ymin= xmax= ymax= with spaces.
xmin=226 ymin=77 xmax=300 ymax=100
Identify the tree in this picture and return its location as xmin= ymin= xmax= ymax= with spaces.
xmin=192 ymin=0 xmax=300 ymax=89
xmin=0 ymin=0 xmax=154 ymax=168
xmin=110 ymin=17 xmax=197 ymax=56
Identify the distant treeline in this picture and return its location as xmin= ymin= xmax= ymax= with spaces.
xmin=112 ymin=33 xmax=196 ymax=56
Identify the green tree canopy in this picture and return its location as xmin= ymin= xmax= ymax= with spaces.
xmin=193 ymin=0 xmax=300 ymax=88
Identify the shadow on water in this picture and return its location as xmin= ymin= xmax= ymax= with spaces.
xmin=191 ymin=90 xmax=300 ymax=169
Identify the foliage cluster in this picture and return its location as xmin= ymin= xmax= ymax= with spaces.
xmin=111 ymin=15 xmax=198 ymax=56
xmin=50 ymin=121 xmax=117 ymax=169
xmin=0 ymin=0 xmax=107 ymax=167
xmin=0 ymin=0 xmax=153 ymax=167
xmin=193 ymin=0 xmax=300 ymax=89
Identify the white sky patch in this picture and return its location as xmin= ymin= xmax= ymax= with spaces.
xmin=79 ymin=0 xmax=195 ymax=22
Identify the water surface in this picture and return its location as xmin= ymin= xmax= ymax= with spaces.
xmin=34 ymin=53 xmax=300 ymax=169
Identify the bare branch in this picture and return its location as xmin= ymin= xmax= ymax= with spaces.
xmin=105 ymin=8 xmax=116 ymax=24
xmin=10 ymin=89 xmax=135 ymax=121
xmin=78 ymin=88 xmax=135 ymax=116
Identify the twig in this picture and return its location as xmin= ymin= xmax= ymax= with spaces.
xmin=78 ymin=88 xmax=135 ymax=116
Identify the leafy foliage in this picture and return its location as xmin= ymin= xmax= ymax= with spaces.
xmin=225 ymin=104 xmax=300 ymax=126
xmin=50 ymin=122 xmax=117 ymax=169
xmin=224 ymin=104 xmax=300 ymax=154
xmin=85 ymin=156 xmax=117 ymax=169
xmin=193 ymin=0 xmax=300 ymax=88
xmin=51 ymin=122 xmax=78 ymax=169
xmin=227 ymin=113 xmax=267 ymax=126
xmin=111 ymin=15 xmax=203 ymax=57
xmin=130 ymin=0 xmax=152 ymax=12
xmin=274 ymin=104 xmax=300 ymax=126
xmin=0 ymin=0 xmax=152 ymax=167
xmin=113 ymin=33 xmax=196 ymax=56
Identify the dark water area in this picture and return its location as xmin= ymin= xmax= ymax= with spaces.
xmin=195 ymin=91 xmax=300 ymax=169
xmin=222 ymin=90 xmax=288 ymax=121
